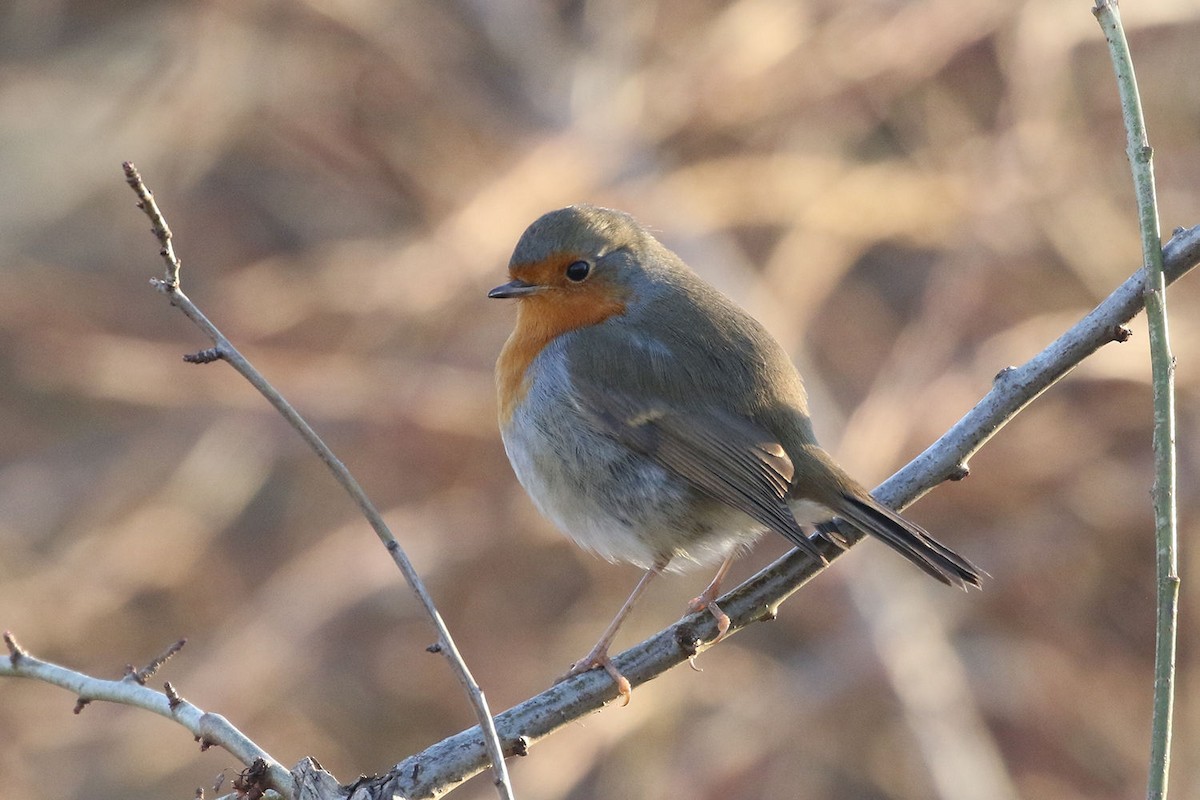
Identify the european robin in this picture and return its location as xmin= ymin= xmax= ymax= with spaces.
xmin=490 ymin=205 xmax=981 ymax=702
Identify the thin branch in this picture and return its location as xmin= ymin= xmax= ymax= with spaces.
xmin=373 ymin=224 xmax=1200 ymax=799
xmin=125 ymin=637 xmax=188 ymax=685
xmin=124 ymin=165 xmax=181 ymax=289
xmin=120 ymin=163 xmax=514 ymax=800
xmin=1092 ymin=4 xmax=1179 ymax=799
xmin=0 ymin=633 xmax=292 ymax=797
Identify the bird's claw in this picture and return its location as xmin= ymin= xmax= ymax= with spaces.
xmin=561 ymin=653 xmax=632 ymax=706
xmin=688 ymin=595 xmax=732 ymax=644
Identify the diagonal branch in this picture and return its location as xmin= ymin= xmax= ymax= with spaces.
xmin=121 ymin=162 xmax=513 ymax=800
xmin=374 ymin=224 xmax=1200 ymax=799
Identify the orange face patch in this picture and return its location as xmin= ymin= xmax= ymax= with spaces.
xmin=495 ymin=255 xmax=628 ymax=424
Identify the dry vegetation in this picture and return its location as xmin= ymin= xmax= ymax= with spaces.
xmin=1 ymin=1 xmax=1198 ymax=798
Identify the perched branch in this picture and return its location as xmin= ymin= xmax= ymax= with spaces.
xmin=0 ymin=632 xmax=292 ymax=798
xmin=8 ymin=165 xmax=1195 ymax=799
xmin=120 ymin=162 xmax=513 ymax=800
xmin=110 ymin=164 xmax=1200 ymax=799
xmin=1092 ymin=3 xmax=1179 ymax=799
xmin=374 ymin=225 xmax=1200 ymax=799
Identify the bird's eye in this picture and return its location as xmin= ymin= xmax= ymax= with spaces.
xmin=565 ymin=260 xmax=591 ymax=282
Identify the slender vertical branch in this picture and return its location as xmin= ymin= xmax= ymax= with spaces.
xmin=1092 ymin=5 xmax=1179 ymax=799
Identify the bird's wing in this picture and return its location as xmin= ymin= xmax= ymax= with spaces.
xmin=569 ymin=377 xmax=826 ymax=562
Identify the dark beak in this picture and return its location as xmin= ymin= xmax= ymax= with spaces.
xmin=488 ymin=279 xmax=542 ymax=299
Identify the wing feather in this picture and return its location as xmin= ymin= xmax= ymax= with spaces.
xmin=571 ymin=380 xmax=825 ymax=562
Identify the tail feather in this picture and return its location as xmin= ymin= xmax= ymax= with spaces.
xmin=832 ymin=492 xmax=983 ymax=589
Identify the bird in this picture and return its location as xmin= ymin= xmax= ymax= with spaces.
xmin=489 ymin=204 xmax=981 ymax=703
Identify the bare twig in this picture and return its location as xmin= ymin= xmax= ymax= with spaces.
xmin=375 ymin=224 xmax=1200 ymax=799
xmin=125 ymin=637 xmax=187 ymax=685
xmin=124 ymin=164 xmax=181 ymax=289
xmin=121 ymin=162 xmax=514 ymax=800
xmin=1092 ymin=4 xmax=1179 ymax=799
xmin=0 ymin=636 xmax=292 ymax=797
xmin=4 ymin=630 xmax=29 ymax=661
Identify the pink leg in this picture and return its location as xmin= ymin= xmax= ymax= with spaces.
xmin=688 ymin=554 xmax=735 ymax=642
xmin=563 ymin=559 xmax=667 ymax=705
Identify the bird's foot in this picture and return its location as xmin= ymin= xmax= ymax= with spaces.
xmin=687 ymin=594 xmax=731 ymax=644
xmin=560 ymin=649 xmax=632 ymax=706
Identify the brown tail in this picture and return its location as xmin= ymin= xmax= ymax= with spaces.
xmin=830 ymin=492 xmax=983 ymax=589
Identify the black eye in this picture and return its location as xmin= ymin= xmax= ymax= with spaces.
xmin=565 ymin=260 xmax=591 ymax=282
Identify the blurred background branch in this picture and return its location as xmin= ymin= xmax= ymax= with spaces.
xmin=1 ymin=2 xmax=1198 ymax=799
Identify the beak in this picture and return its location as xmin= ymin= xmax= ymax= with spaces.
xmin=488 ymin=278 xmax=542 ymax=299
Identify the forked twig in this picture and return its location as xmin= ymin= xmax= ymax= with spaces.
xmin=0 ymin=632 xmax=292 ymax=796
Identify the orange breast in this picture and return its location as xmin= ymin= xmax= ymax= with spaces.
xmin=496 ymin=282 xmax=627 ymax=425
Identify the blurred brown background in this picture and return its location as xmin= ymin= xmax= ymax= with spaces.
xmin=1 ymin=1 xmax=1198 ymax=798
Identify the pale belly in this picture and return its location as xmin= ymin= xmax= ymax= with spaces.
xmin=501 ymin=374 xmax=760 ymax=571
